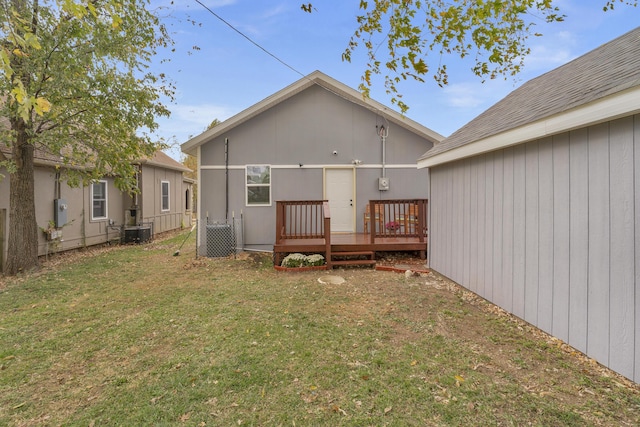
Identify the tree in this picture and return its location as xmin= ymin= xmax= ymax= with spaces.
xmin=306 ymin=0 xmax=637 ymax=113
xmin=0 ymin=0 xmax=173 ymax=275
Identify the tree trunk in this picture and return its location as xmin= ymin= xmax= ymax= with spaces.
xmin=5 ymin=121 xmax=39 ymax=275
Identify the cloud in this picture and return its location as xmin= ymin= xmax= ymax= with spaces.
xmin=232 ymin=3 xmax=290 ymax=38
xmin=442 ymin=83 xmax=491 ymax=109
xmin=523 ymin=31 xmax=577 ymax=70
xmin=260 ymin=4 xmax=288 ymax=20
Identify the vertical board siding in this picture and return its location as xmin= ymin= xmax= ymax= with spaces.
xmin=512 ymin=144 xmax=527 ymax=319
xmin=429 ymin=114 xmax=639 ymax=383
xmin=635 ymin=117 xmax=640 ymax=382
xmin=484 ymin=151 xmax=495 ymax=301
xmin=455 ymin=161 xmax=465 ymax=282
xmin=525 ymin=141 xmax=540 ymax=324
xmin=444 ymin=167 xmax=453 ymax=276
xmin=463 ymin=159 xmax=472 ymax=286
xmin=538 ymin=138 xmax=554 ymax=334
xmin=469 ymin=158 xmax=479 ymax=293
xmin=608 ymin=117 xmax=635 ymax=379
xmin=569 ymin=128 xmax=589 ymax=353
xmin=477 ymin=158 xmax=487 ymax=297
xmin=440 ymin=168 xmax=452 ymax=276
xmin=492 ymin=151 xmax=504 ymax=309
xmin=552 ymin=134 xmax=570 ymax=343
xmin=587 ymin=123 xmax=611 ymax=365
xmin=502 ymin=148 xmax=515 ymax=314
xmin=432 ymin=170 xmax=441 ymax=269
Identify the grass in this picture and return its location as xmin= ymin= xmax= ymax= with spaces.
xmin=1 ymin=231 xmax=640 ymax=426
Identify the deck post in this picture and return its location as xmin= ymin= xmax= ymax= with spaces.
xmin=369 ymin=200 xmax=376 ymax=244
xmin=417 ymin=199 xmax=427 ymax=243
xmin=323 ymin=201 xmax=332 ymax=268
xmin=417 ymin=199 xmax=427 ymax=259
xmin=275 ymin=201 xmax=284 ymax=244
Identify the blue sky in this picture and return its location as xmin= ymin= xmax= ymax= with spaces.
xmin=150 ymin=1 xmax=640 ymax=161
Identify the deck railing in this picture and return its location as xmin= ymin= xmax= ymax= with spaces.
xmin=367 ymin=199 xmax=428 ymax=243
xmin=275 ymin=200 xmax=331 ymax=241
xmin=275 ymin=200 xmax=332 ymax=267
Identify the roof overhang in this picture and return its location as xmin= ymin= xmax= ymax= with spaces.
xmin=418 ymin=86 xmax=640 ymax=169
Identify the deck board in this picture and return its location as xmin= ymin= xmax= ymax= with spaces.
xmin=274 ymin=232 xmax=427 ymax=257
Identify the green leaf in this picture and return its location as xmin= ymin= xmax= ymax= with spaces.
xmin=341 ymin=0 xmax=636 ymax=112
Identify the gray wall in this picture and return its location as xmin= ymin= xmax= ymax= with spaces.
xmin=0 ymin=161 xmax=189 ymax=263
xmin=429 ymin=114 xmax=640 ymax=382
xmin=140 ymin=165 xmax=187 ymax=234
xmin=200 ymin=84 xmax=432 ymax=249
xmin=0 ymin=164 xmax=123 ymax=258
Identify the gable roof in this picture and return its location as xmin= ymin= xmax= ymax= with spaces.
xmin=1 ymin=142 xmax=189 ymax=174
xmin=418 ymin=26 xmax=640 ymax=168
xmin=138 ymin=150 xmax=191 ymax=173
xmin=1 ymin=143 xmax=73 ymax=168
xmin=181 ymin=70 xmax=444 ymax=156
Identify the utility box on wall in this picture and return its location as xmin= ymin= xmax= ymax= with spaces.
xmin=378 ymin=177 xmax=390 ymax=191
xmin=54 ymin=199 xmax=68 ymax=228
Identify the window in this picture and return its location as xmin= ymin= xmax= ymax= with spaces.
xmin=246 ymin=165 xmax=271 ymax=206
xmin=161 ymin=181 xmax=170 ymax=211
xmin=91 ymin=180 xmax=108 ymax=220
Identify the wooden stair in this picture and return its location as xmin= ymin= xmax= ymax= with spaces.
xmin=330 ymin=251 xmax=376 ymax=268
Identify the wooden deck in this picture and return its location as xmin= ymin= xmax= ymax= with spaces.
xmin=274 ymin=200 xmax=428 ymax=268
xmin=274 ymin=233 xmax=427 ymax=255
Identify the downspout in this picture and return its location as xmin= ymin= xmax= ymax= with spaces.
xmin=54 ymin=170 xmax=60 ymax=199
xmin=82 ymin=185 xmax=86 ymax=247
xmin=225 ymin=137 xmax=229 ymax=221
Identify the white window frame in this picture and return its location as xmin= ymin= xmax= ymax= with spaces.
xmin=161 ymin=180 xmax=170 ymax=212
xmin=245 ymin=165 xmax=271 ymax=206
xmin=91 ymin=180 xmax=108 ymax=221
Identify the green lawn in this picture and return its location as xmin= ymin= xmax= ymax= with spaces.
xmin=1 ymin=232 xmax=639 ymax=426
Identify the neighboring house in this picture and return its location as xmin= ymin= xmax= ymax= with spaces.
xmin=181 ymin=70 xmax=443 ymax=252
xmin=135 ymin=151 xmax=194 ymax=233
xmin=0 ymin=148 xmax=193 ymax=271
xmin=418 ymin=27 xmax=640 ymax=382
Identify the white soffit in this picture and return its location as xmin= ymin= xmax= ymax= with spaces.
xmin=418 ymin=86 xmax=640 ymax=169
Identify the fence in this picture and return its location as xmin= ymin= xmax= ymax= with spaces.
xmin=199 ymin=218 xmax=243 ymax=258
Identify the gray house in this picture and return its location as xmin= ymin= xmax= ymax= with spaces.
xmin=182 ymin=71 xmax=443 ymax=252
xmin=418 ymin=27 xmax=640 ymax=382
xmin=0 ymin=148 xmax=193 ymax=271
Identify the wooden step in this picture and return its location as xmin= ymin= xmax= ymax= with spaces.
xmin=331 ymin=259 xmax=377 ymax=266
xmin=331 ymin=251 xmax=375 ymax=258
xmin=330 ymin=251 xmax=376 ymax=268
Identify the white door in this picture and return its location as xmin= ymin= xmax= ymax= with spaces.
xmin=325 ymin=168 xmax=355 ymax=233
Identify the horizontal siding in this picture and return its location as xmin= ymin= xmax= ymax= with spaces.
xmin=199 ymin=84 xmax=433 ymax=249
xmin=429 ymin=114 xmax=639 ymax=383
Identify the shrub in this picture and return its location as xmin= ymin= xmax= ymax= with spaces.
xmin=281 ymin=253 xmax=325 ymax=268
xmin=305 ymin=254 xmax=325 ymax=266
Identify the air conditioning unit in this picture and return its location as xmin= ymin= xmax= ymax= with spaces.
xmin=378 ymin=177 xmax=390 ymax=191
